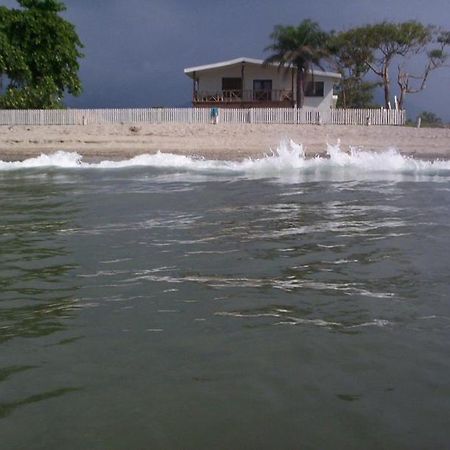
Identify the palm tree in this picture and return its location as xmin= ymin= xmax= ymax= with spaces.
xmin=264 ymin=20 xmax=330 ymax=107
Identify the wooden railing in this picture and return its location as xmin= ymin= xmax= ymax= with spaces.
xmin=195 ymin=89 xmax=294 ymax=103
xmin=0 ymin=107 xmax=406 ymax=126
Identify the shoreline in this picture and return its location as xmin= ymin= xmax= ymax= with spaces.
xmin=1 ymin=123 xmax=450 ymax=161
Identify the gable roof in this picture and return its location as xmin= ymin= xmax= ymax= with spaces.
xmin=184 ymin=57 xmax=341 ymax=79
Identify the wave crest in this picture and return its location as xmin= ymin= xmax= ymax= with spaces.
xmin=1 ymin=140 xmax=450 ymax=178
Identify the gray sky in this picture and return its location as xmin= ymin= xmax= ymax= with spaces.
xmin=2 ymin=0 xmax=450 ymax=120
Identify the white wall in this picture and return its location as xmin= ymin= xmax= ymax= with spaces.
xmin=302 ymin=75 xmax=336 ymax=109
xmin=196 ymin=63 xmax=292 ymax=93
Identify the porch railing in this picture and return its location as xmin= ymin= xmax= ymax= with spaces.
xmin=194 ymin=89 xmax=294 ymax=103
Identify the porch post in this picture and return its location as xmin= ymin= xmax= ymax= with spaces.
xmin=241 ymin=62 xmax=245 ymax=100
xmin=291 ymin=69 xmax=295 ymax=107
xmin=192 ymin=71 xmax=197 ymax=102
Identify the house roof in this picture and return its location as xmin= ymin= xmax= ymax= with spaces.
xmin=184 ymin=57 xmax=341 ymax=79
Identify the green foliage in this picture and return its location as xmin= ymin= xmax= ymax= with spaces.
xmin=18 ymin=0 xmax=66 ymax=12
xmin=335 ymin=80 xmax=379 ymax=108
xmin=0 ymin=33 xmax=30 ymax=87
xmin=328 ymin=28 xmax=372 ymax=78
xmin=0 ymin=77 xmax=61 ymax=108
xmin=264 ymin=20 xmax=330 ymax=107
xmin=342 ymin=21 xmax=433 ymax=108
xmin=364 ymin=21 xmax=431 ymax=56
xmin=437 ymin=30 xmax=450 ymax=46
xmin=328 ymin=29 xmax=377 ymax=108
xmin=418 ymin=111 xmax=444 ymax=127
xmin=0 ymin=0 xmax=83 ymax=109
xmin=0 ymin=7 xmax=30 ymax=87
xmin=328 ymin=21 xmax=449 ymax=110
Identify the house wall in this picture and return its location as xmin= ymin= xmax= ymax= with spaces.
xmin=197 ymin=64 xmax=292 ymax=93
xmin=195 ymin=64 xmax=338 ymax=109
xmin=301 ymin=74 xmax=336 ymax=110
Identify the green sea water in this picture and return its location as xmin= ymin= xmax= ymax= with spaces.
xmin=1 ymin=148 xmax=450 ymax=449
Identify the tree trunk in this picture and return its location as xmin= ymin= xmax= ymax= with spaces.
xmin=383 ymin=65 xmax=390 ymax=109
xmin=296 ymin=67 xmax=305 ymax=108
xmin=397 ymin=86 xmax=405 ymax=110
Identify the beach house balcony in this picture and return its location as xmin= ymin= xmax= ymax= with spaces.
xmin=184 ymin=57 xmax=341 ymax=109
xmin=193 ymin=88 xmax=294 ymax=108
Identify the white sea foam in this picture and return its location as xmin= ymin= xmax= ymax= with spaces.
xmin=1 ymin=141 xmax=450 ymax=178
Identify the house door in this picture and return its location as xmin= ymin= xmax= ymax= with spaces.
xmin=253 ymin=80 xmax=272 ymax=101
xmin=222 ymin=77 xmax=242 ymax=100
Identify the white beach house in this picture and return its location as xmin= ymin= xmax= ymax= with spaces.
xmin=184 ymin=57 xmax=341 ymax=109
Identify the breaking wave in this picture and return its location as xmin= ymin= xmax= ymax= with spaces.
xmin=1 ymin=140 xmax=450 ymax=179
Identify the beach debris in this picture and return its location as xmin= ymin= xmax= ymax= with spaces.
xmin=129 ymin=126 xmax=141 ymax=134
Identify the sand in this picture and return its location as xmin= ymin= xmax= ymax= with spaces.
xmin=0 ymin=123 xmax=449 ymax=161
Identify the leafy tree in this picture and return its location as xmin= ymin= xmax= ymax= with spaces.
xmin=264 ymin=20 xmax=330 ymax=107
xmin=0 ymin=0 xmax=83 ymax=108
xmin=397 ymin=29 xmax=450 ymax=109
xmin=328 ymin=21 xmax=449 ymax=110
xmin=417 ymin=111 xmax=443 ymax=127
xmin=328 ymin=29 xmax=378 ymax=108
xmin=349 ymin=21 xmax=440 ymax=109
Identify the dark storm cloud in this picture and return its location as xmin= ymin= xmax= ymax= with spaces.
xmin=2 ymin=0 xmax=450 ymax=119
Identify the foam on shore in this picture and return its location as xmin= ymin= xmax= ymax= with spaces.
xmin=1 ymin=140 xmax=450 ymax=178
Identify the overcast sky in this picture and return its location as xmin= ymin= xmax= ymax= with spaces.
xmin=2 ymin=0 xmax=450 ymax=120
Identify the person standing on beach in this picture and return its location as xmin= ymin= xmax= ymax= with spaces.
xmin=210 ymin=107 xmax=219 ymax=124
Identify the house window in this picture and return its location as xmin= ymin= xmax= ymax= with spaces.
xmin=253 ymin=80 xmax=272 ymax=101
xmin=304 ymin=81 xmax=324 ymax=97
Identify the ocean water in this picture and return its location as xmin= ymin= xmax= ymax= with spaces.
xmin=1 ymin=141 xmax=450 ymax=449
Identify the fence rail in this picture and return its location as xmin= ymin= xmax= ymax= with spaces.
xmin=0 ymin=107 xmax=405 ymax=126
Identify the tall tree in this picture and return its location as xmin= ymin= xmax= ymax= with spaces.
xmin=358 ymin=21 xmax=432 ymax=108
xmin=328 ymin=28 xmax=378 ymax=108
xmin=396 ymin=29 xmax=449 ymax=109
xmin=264 ymin=20 xmax=330 ymax=107
xmin=0 ymin=0 xmax=83 ymax=108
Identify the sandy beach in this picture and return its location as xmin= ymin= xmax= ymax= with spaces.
xmin=1 ymin=123 xmax=449 ymax=161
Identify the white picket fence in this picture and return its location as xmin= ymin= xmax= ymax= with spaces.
xmin=0 ymin=107 xmax=405 ymax=126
